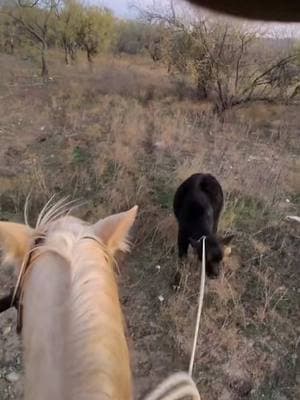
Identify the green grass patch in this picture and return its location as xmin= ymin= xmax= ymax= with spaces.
xmin=223 ymin=192 xmax=274 ymax=232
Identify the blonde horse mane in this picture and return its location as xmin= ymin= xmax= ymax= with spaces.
xmin=12 ymin=196 xmax=87 ymax=306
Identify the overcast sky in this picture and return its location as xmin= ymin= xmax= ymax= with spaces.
xmin=99 ymin=0 xmax=130 ymax=17
xmin=94 ymin=0 xmax=300 ymax=36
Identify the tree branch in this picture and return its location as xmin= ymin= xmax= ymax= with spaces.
xmin=18 ymin=0 xmax=40 ymax=8
xmin=241 ymin=55 xmax=297 ymax=100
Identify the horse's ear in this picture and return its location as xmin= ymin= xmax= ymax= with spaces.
xmin=221 ymin=234 xmax=235 ymax=246
xmin=0 ymin=222 xmax=33 ymax=268
xmin=93 ymin=206 xmax=138 ymax=255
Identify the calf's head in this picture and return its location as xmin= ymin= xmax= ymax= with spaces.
xmin=190 ymin=234 xmax=234 ymax=278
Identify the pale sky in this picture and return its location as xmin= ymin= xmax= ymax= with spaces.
xmin=101 ymin=0 xmax=130 ymax=16
xmin=92 ymin=0 xmax=300 ymax=36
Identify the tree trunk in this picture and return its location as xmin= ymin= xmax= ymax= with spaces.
xmin=9 ymin=37 xmax=14 ymax=54
xmin=41 ymin=41 xmax=49 ymax=81
xmin=197 ymin=76 xmax=208 ymax=99
xmin=64 ymin=45 xmax=70 ymax=65
xmin=70 ymin=44 xmax=77 ymax=62
xmin=86 ymin=47 xmax=93 ymax=71
xmin=87 ymin=48 xmax=93 ymax=64
xmin=4 ymin=37 xmax=14 ymax=55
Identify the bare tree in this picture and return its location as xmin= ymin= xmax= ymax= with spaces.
xmin=0 ymin=12 xmax=17 ymax=54
xmin=134 ymin=0 xmax=300 ymax=111
xmin=2 ymin=0 xmax=60 ymax=80
xmin=76 ymin=6 xmax=115 ymax=67
xmin=56 ymin=0 xmax=82 ymax=64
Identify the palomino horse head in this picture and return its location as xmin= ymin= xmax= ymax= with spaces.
xmin=0 ymin=199 xmax=138 ymax=400
xmin=0 ymin=201 xmax=203 ymax=400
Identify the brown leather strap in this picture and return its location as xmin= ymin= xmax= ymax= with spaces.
xmin=0 ymin=236 xmax=101 ymax=334
xmin=0 ymin=289 xmax=15 ymax=313
xmin=14 ymin=236 xmax=45 ymax=334
xmin=0 ymin=289 xmax=21 ymax=332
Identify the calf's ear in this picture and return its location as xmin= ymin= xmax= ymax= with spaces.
xmin=189 ymin=237 xmax=200 ymax=248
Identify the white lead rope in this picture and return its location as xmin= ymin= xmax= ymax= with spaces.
xmin=142 ymin=237 xmax=206 ymax=400
xmin=189 ymin=236 xmax=206 ymax=376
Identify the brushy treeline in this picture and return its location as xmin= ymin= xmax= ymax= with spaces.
xmin=0 ymin=0 xmax=299 ymax=110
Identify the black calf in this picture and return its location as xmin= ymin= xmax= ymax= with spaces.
xmin=173 ymin=173 xmax=233 ymax=279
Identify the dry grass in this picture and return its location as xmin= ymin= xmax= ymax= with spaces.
xmin=0 ymin=50 xmax=299 ymax=400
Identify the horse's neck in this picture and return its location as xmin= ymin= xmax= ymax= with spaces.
xmin=23 ymin=243 xmax=132 ymax=400
xmin=23 ymin=251 xmax=69 ymax=400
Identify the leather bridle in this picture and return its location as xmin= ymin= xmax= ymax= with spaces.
xmin=0 ymin=235 xmax=102 ymax=334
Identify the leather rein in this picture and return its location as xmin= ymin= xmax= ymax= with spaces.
xmin=0 ymin=236 xmax=44 ymax=334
